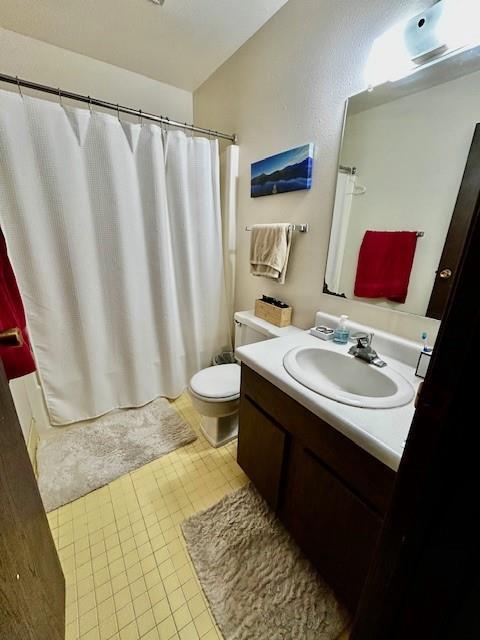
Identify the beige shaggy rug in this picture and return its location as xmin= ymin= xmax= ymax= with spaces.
xmin=182 ymin=484 xmax=350 ymax=640
xmin=37 ymin=398 xmax=196 ymax=512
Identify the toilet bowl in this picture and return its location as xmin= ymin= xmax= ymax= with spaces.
xmin=189 ymin=363 xmax=240 ymax=448
xmin=188 ymin=310 xmax=302 ymax=447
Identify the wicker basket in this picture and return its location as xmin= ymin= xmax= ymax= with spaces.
xmin=254 ymin=299 xmax=292 ymax=328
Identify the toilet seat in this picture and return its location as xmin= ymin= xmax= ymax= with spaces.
xmin=189 ymin=363 xmax=240 ymax=402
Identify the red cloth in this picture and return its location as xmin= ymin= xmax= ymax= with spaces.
xmin=354 ymin=231 xmax=418 ymax=304
xmin=0 ymin=229 xmax=36 ymax=380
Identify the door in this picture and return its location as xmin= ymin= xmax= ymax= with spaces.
xmin=237 ymin=394 xmax=286 ymax=511
xmin=0 ymin=330 xmax=65 ymax=639
xmin=280 ymin=441 xmax=382 ymax=611
xmin=426 ymin=123 xmax=480 ymax=319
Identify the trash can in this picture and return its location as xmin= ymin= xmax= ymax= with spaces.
xmin=213 ymin=351 xmax=236 ymax=366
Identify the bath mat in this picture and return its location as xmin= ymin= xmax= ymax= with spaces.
xmin=181 ymin=484 xmax=350 ymax=640
xmin=37 ymin=397 xmax=196 ymax=512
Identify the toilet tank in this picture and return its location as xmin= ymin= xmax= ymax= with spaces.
xmin=233 ymin=310 xmax=303 ymax=351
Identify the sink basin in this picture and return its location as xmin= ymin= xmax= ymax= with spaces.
xmin=283 ymin=346 xmax=414 ymax=409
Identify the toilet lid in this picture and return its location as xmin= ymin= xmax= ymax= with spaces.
xmin=190 ymin=364 xmax=241 ymax=400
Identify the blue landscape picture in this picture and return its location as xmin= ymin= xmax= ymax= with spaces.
xmin=251 ymin=143 xmax=314 ymax=197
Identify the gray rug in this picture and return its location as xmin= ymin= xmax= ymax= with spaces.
xmin=182 ymin=484 xmax=350 ymax=640
xmin=37 ymin=398 xmax=196 ymax=512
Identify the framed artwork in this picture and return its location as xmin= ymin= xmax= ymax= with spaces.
xmin=251 ymin=143 xmax=314 ymax=197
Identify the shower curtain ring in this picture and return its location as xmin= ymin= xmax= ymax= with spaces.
xmin=88 ymin=96 xmax=92 ymax=113
xmin=139 ymin=109 xmax=143 ymax=127
xmin=117 ymin=104 xmax=121 ymax=122
xmin=58 ymin=88 xmax=63 ymax=107
xmin=16 ymin=76 xmax=23 ymax=99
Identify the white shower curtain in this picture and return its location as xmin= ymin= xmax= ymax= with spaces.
xmin=325 ymin=171 xmax=356 ymax=294
xmin=0 ymin=90 xmax=230 ymax=424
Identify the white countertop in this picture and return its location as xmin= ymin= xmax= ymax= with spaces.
xmin=236 ymin=331 xmax=421 ymax=471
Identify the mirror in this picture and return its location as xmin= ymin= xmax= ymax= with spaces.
xmin=325 ymin=46 xmax=480 ymax=320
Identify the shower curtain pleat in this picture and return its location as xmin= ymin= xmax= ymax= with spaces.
xmin=0 ymin=90 xmax=231 ymax=424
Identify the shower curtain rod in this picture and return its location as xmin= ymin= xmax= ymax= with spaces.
xmin=0 ymin=72 xmax=238 ymax=144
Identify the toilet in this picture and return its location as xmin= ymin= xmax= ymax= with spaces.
xmin=188 ymin=310 xmax=302 ymax=447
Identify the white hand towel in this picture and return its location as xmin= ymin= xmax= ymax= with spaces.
xmin=249 ymin=223 xmax=292 ymax=284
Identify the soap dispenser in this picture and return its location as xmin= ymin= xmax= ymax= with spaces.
xmin=333 ymin=315 xmax=350 ymax=344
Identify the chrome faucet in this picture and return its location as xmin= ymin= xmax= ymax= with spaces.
xmin=348 ymin=333 xmax=387 ymax=368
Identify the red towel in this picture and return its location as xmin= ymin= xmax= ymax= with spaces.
xmin=0 ymin=229 xmax=36 ymax=380
xmin=354 ymin=231 xmax=418 ymax=304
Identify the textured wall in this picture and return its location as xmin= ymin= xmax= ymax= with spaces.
xmin=0 ymin=27 xmax=192 ymax=122
xmin=194 ymin=0 xmax=442 ymax=342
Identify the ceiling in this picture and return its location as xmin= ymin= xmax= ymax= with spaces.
xmin=0 ymin=0 xmax=288 ymax=91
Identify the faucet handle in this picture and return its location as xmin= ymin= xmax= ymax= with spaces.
xmin=353 ymin=332 xmax=370 ymax=348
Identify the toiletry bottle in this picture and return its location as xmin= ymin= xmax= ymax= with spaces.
xmin=333 ymin=315 xmax=350 ymax=344
xmin=420 ymin=331 xmax=433 ymax=353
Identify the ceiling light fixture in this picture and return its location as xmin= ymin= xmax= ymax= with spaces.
xmin=150 ymin=0 xmax=165 ymax=5
xmin=365 ymin=0 xmax=480 ymax=87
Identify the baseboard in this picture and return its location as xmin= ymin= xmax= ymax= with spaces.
xmin=27 ymin=418 xmax=40 ymax=477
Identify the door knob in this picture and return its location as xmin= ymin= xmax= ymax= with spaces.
xmin=439 ymin=268 xmax=452 ymax=279
xmin=0 ymin=328 xmax=23 ymax=347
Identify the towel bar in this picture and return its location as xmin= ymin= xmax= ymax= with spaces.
xmin=245 ymin=224 xmax=309 ymax=233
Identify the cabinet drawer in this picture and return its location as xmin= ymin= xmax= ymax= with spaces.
xmin=237 ymin=396 xmax=286 ymax=510
xmin=280 ymin=441 xmax=382 ymax=610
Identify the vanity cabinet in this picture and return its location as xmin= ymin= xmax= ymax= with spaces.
xmin=237 ymin=364 xmax=396 ymax=611
xmin=237 ymin=396 xmax=286 ymax=510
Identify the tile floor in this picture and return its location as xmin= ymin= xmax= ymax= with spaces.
xmin=47 ymin=393 xmax=248 ymax=640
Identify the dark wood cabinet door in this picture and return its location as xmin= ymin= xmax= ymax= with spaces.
xmin=280 ymin=441 xmax=382 ymax=611
xmin=237 ymin=395 xmax=286 ymax=510
xmin=427 ymin=123 xmax=480 ymax=319
xmin=0 ymin=363 xmax=65 ymax=639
